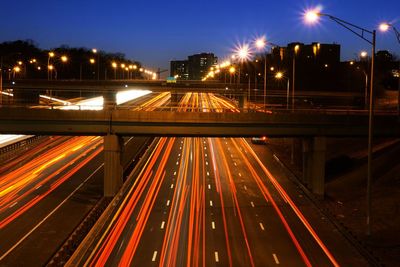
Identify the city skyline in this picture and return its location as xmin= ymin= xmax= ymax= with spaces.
xmin=1 ymin=0 xmax=399 ymax=70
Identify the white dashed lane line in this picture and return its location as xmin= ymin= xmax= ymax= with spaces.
xmin=166 ymin=200 xmax=170 ymax=206
xmin=152 ymin=251 xmax=158 ymax=262
xmin=160 ymin=221 xmax=165 ymax=229
xmin=214 ymin=252 xmax=219 ymax=262
xmin=273 ymin=253 xmax=280 ymax=264
xmin=259 ymin=222 xmax=265 ymax=231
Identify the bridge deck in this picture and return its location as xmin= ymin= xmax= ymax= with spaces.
xmin=0 ymin=107 xmax=398 ymax=137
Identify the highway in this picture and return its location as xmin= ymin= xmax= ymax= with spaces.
xmin=0 ymin=92 xmax=368 ymax=266
xmin=68 ymin=93 xmax=366 ymax=266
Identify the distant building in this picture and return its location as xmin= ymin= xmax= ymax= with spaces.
xmin=272 ymin=42 xmax=340 ymax=67
xmin=170 ymin=52 xmax=218 ymax=80
xmin=170 ymin=60 xmax=189 ymax=80
xmin=187 ymin=53 xmax=218 ymax=80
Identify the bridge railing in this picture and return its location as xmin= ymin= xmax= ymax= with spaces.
xmin=1 ymin=103 xmax=398 ymax=116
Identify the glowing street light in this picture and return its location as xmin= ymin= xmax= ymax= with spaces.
xmin=236 ymin=44 xmax=251 ymax=61
xmin=360 ymin=51 xmax=368 ymax=58
xmin=255 ymin=37 xmax=266 ymax=50
xmin=229 ymin=66 xmax=235 ymax=74
xmin=275 ymin=72 xmax=283 ymax=79
xmin=90 ymin=58 xmax=95 ymax=64
xmin=304 ymin=9 xmax=321 ymax=24
xmin=61 ymin=55 xmax=68 ymax=62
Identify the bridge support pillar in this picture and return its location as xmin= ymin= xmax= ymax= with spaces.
xmin=302 ymin=137 xmax=326 ymax=198
xmin=238 ymin=93 xmax=248 ymax=109
xmin=103 ymin=91 xmax=117 ymax=109
xmin=104 ymin=134 xmax=123 ymax=197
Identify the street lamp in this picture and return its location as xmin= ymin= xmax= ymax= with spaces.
xmin=305 ymin=8 xmax=376 ymax=236
xmin=359 ymin=51 xmax=369 ymax=108
xmin=255 ymin=37 xmax=268 ymax=110
xmin=47 ymin=51 xmax=55 ymax=80
xmin=379 ymin=22 xmax=400 ymax=116
xmin=275 ymin=71 xmax=290 ymax=109
xmin=292 ymin=44 xmax=300 ymax=111
xmin=112 ymin=62 xmax=117 ymax=80
xmin=92 ymin=48 xmax=100 ymax=80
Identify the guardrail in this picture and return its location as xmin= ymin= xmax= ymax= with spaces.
xmin=0 ymin=103 xmax=397 ymax=116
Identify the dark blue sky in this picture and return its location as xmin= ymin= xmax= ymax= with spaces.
xmin=1 ymin=0 xmax=399 ymax=70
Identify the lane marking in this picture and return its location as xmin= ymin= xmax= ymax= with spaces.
xmin=35 ymin=184 xmax=42 ymax=190
xmin=259 ymin=223 xmax=265 ymax=231
xmin=170 ymin=184 xmax=174 ymax=189
xmin=166 ymin=200 xmax=170 ymax=206
xmin=152 ymin=251 xmax=158 ymax=262
xmin=214 ymin=251 xmax=219 ymax=262
xmin=211 ymin=221 xmax=215 ymax=229
xmin=209 ymin=200 xmax=213 ymax=207
xmin=207 ymin=171 xmax=210 ymax=176
xmin=176 ymin=161 xmax=179 ymax=165
xmin=250 ymin=201 xmax=255 ymax=208
xmin=173 ymin=171 xmax=176 ymax=176
xmin=244 ymin=185 xmax=247 ymax=191
xmin=239 ymin=173 xmax=242 ymax=177
xmin=208 ymin=184 xmax=211 ymax=190
xmin=234 ymin=162 xmax=237 ymax=166
xmin=160 ymin=221 xmax=165 ymax=229
xmin=206 ymin=161 xmax=208 ymax=165
xmin=205 ymin=153 xmax=207 ymax=157
xmin=9 ymin=202 xmax=18 ymax=208
xmin=0 ymin=163 xmax=104 ymax=261
xmin=273 ymin=253 xmax=280 ymax=264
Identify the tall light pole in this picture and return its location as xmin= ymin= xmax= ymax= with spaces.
xmin=359 ymin=51 xmax=369 ymax=108
xmin=92 ymin=48 xmax=100 ymax=80
xmin=292 ymin=44 xmax=300 ymax=111
xmin=275 ymin=71 xmax=290 ymax=109
xmin=255 ymin=37 xmax=267 ymax=110
xmin=305 ymin=8 xmax=377 ymax=236
xmin=379 ymin=22 xmax=400 ymax=116
xmin=112 ymin=62 xmax=117 ymax=80
xmin=47 ymin=52 xmax=55 ymax=80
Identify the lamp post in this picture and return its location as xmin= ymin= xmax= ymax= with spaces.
xmin=112 ymin=62 xmax=117 ymax=80
xmin=275 ymin=71 xmax=290 ymax=109
xmin=92 ymin=48 xmax=100 ymax=80
xmin=379 ymin=22 xmax=400 ymax=116
xmin=292 ymin=44 xmax=300 ymax=111
xmin=47 ymin=52 xmax=55 ymax=80
xmin=359 ymin=51 xmax=369 ymax=108
xmin=255 ymin=37 xmax=267 ymax=110
xmin=305 ymin=8 xmax=376 ymax=236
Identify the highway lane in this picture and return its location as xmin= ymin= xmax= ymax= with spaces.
xmin=69 ymin=136 xmax=341 ymax=266
xmin=68 ymin=93 xmax=349 ymax=266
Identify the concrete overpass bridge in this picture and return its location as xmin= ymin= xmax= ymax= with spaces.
xmin=0 ymin=107 xmax=399 ymax=198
